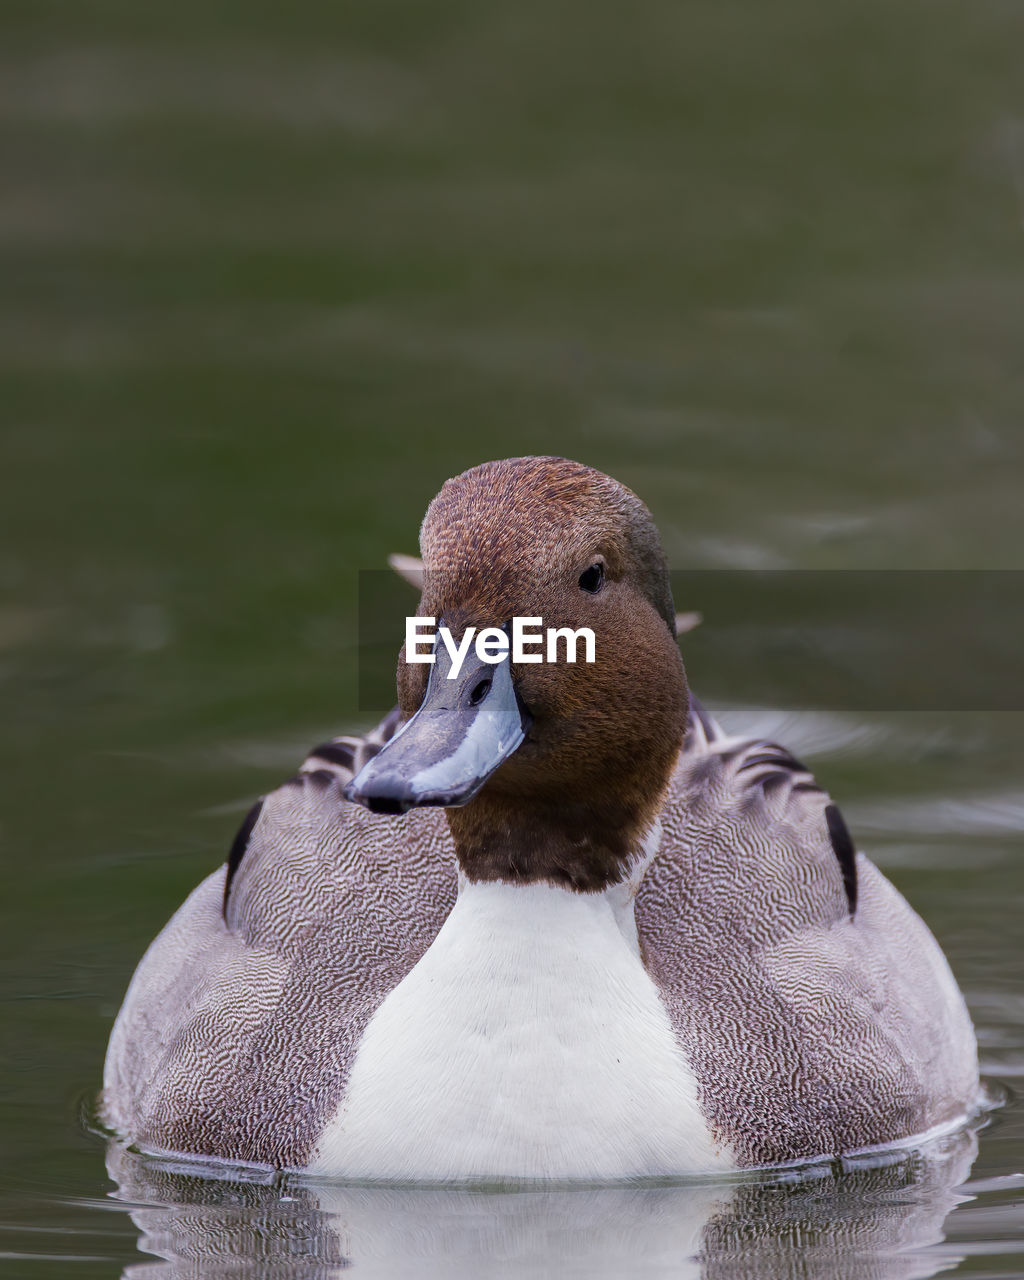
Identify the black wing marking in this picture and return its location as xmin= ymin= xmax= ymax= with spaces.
xmin=222 ymin=798 xmax=264 ymax=917
xmin=306 ymin=741 xmax=356 ymax=771
xmin=825 ymin=802 xmax=858 ymax=917
xmin=301 ymin=707 xmax=404 ymax=780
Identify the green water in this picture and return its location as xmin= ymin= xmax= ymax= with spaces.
xmin=2 ymin=0 xmax=1024 ymax=1274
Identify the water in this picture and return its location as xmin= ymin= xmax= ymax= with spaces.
xmin=3 ymin=0 xmax=1024 ymax=1273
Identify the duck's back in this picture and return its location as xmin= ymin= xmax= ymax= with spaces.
xmin=638 ymin=703 xmax=978 ymax=1167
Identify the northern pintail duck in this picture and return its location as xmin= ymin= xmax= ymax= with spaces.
xmin=103 ymin=456 xmax=978 ymax=1180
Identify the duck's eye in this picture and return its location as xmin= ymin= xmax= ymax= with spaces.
xmin=578 ymin=561 xmax=605 ymax=594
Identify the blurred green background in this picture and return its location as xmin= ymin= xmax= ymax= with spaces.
xmin=2 ymin=1 xmax=1024 ymax=1274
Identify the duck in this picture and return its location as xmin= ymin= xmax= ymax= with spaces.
xmin=102 ymin=456 xmax=979 ymax=1181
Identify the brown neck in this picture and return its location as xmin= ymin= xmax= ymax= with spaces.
xmin=446 ymin=786 xmax=663 ymax=893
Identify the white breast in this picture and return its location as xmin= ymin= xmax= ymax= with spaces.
xmin=309 ymin=878 xmax=734 ymax=1181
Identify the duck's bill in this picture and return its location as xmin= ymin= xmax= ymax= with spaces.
xmin=344 ymin=645 xmax=528 ymax=816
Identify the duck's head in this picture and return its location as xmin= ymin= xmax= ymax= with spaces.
xmin=346 ymin=456 xmax=687 ymax=890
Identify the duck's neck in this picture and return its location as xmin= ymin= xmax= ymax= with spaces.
xmin=447 ymin=783 xmax=664 ymax=896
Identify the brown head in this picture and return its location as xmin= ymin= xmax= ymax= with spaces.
xmin=346 ymin=457 xmax=688 ymax=891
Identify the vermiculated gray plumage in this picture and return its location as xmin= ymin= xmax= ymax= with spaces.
xmin=103 ymin=696 xmax=976 ymax=1171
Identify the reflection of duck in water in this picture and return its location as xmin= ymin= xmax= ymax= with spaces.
xmin=106 ymin=1128 xmax=979 ymax=1280
xmin=103 ymin=458 xmax=978 ymax=1179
